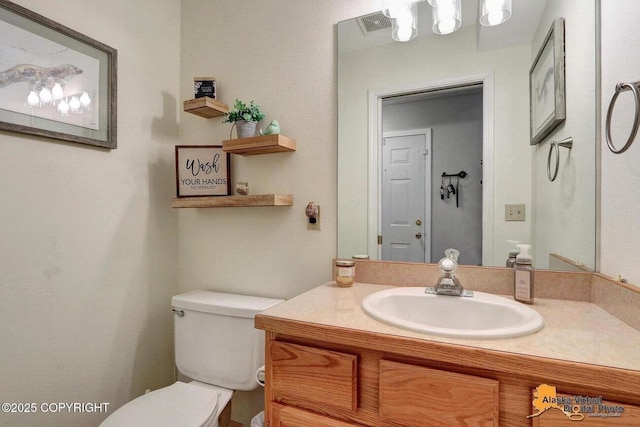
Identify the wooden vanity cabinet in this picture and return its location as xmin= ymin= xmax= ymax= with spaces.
xmin=264 ymin=335 xmax=500 ymax=427
xmin=259 ymin=327 xmax=640 ymax=427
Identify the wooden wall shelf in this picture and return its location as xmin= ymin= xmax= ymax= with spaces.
xmin=183 ymin=97 xmax=229 ymax=118
xmin=172 ymin=194 xmax=293 ymax=208
xmin=222 ymin=134 xmax=297 ymax=156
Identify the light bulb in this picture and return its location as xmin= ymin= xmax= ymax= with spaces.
xmin=27 ymin=90 xmax=40 ymax=107
xmin=438 ymin=19 xmax=456 ymax=34
xmin=58 ymin=99 xmax=69 ymax=115
xmin=51 ymin=83 xmax=64 ymax=100
xmin=397 ymin=26 xmax=413 ymax=42
xmin=39 ymin=87 xmax=52 ymax=104
xmin=487 ymin=9 xmax=504 ymax=26
xmin=69 ymin=96 xmax=81 ymax=111
xmin=80 ymin=92 xmax=91 ymax=107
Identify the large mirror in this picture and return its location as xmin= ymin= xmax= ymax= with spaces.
xmin=338 ymin=0 xmax=597 ymax=270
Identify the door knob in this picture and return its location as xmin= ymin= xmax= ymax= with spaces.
xmin=415 ymin=232 xmax=423 ymax=239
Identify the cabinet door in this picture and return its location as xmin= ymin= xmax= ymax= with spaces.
xmin=271 ymin=404 xmax=363 ymax=427
xmin=379 ymin=359 xmax=499 ymax=427
xmin=270 ymin=341 xmax=357 ymax=412
xmin=531 ymin=393 xmax=640 ymax=427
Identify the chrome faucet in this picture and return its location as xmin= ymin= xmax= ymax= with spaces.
xmin=425 ymin=248 xmax=473 ymax=297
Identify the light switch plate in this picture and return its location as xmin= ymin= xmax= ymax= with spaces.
xmin=505 ymin=204 xmax=526 ymax=221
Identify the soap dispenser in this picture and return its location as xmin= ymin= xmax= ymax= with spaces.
xmin=514 ymin=244 xmax=534 ymax=304
xmin=506 ymin=240 xmax=520 ymax=268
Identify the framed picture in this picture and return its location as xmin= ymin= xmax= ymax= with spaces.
xmin=0 ymin=0 xmax=117 ymax=149
xmin=175 ymin=145 xmax=230 ymax=197
xmin=529 ymin=18 xmax=565 ymax=145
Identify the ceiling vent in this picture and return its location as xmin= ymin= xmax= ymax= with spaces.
xmin=357 ymin=12 xmax=392 ymax=34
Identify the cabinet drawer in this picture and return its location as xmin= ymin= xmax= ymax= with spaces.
xmin=531 ymin=392 xmax=640 ymax=426
xmin=379 ymin=359 xmax=499 ymax=427
xmin=270 ymin=341 xmax=357 ymax=412
xmin=271 ymin=404 xmax=363 ymax=427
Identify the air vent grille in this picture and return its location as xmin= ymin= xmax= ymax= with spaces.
xmin=357 ymin=12 xmax=392 ymax=34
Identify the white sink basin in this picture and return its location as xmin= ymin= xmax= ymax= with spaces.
xmin=361 ymin=287 xmax=544 ymax=339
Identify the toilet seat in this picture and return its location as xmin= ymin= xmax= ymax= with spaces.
xmin=100 ymin=381 xmax=232 ymax=427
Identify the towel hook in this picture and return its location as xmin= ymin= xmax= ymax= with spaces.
xmin=547 ymin=137 xmax=573 ymax=182
xmin=605 ymin=81 xmax=640 ymax=154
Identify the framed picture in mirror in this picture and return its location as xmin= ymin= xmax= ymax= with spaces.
xmin=529 ymin=18 xmax=565 ymax=145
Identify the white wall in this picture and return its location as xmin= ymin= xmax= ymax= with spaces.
xmin=338 ymin=25 xmax=532 ymax=266
xmin=530 ymin=0 xmax=597 ymax=270
xmin=600 ymin=0 xmax=640 ymax=285
xmin=0 ymin=1 xmax=181 ymax=426
xmin=178 ymin=0 xmax=375 ymax=423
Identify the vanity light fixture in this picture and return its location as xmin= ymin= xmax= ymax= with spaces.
xmin=382 ymin=0 xmax=512 ymax=40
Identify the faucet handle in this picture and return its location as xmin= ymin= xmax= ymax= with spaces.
xmin=445 ymin=248 xmax=460 ymax=262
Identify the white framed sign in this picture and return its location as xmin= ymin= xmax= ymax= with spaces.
xmin=175 ymin=145 xmax=230 ymax=197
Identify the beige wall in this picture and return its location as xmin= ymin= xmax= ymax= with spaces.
xmin=600 ymin=0 xmax=640 ymax=285
xmin=0 ymin=0 xmax=181 ymax=426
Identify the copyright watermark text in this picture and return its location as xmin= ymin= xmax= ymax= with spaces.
xmin=2 ymin=402 xmax=110 ymax=414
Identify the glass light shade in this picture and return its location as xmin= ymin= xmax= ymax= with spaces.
xmin=382 ymin=0 xmax=416 ymax=18
xmin=69 ymin=96 xmax=81 ymax=111
xmin=38 ymin=87 xmax=52 ymax=104
xmin=51 ymin=83 xmax=64 ymax=100
xmin=27 ymin=90 xmax=39 ymax=107
xmin=391 ymin=2 xmax=418 ymax=42
xmin=80 ymin=92 xmax=91 ymax=107
xmin=479 ymin=0 xmax=512 ymax=26
xmin=57 ymin=99 xmax=69 ymax=115
xmin=432 ymin=0 xmax=461 ymax=35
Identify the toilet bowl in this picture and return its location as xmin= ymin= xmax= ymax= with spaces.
xmin=100 ymin=290 xmax=283 ymax=427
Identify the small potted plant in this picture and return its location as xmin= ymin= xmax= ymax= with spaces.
xmin=223 ymin=99 xmax=266 ymax=138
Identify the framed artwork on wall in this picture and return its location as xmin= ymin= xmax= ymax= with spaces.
xmin=175 ymin=145 xmax=231 ymax=197
xmin=529 ymin=17 xmax=565 ymax=145
xmin=0 ymin=0 xmax=117 ymax=149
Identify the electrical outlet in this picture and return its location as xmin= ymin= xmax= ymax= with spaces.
xmin=505 ymin=204 xmax=526 ymax=221
xmin=307 ymin=205 xmax=320 ymax=230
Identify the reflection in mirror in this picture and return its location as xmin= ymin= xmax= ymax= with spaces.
xmin=337 ymin=0 xmax=597 ymax=271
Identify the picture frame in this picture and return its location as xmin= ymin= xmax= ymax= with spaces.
xmin=529 ymin=17 xmax=565 ymax=145
xmin=175 ymin=145 xmax=231 ymax=197
xmin=0 ymin=0 xmax=117 ymax=149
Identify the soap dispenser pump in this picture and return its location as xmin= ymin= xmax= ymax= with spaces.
xmin=514 ymin=244 xmax=534 ymax=304
xmin=506 ymin=240 xmax=520 ymax=268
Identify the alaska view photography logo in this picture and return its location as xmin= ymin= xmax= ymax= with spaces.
xmin=528 ymin=384 xmax=625 ymax=421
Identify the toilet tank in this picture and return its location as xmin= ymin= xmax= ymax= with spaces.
xmin=171 ymin=290 xmax=284 ymax=391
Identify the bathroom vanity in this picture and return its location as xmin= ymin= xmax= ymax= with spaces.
xmin=255 ymin=270 xmax=640 ymax=427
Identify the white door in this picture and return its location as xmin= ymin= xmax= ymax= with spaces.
xmin=381 ymin=129 xmax=431 ymax=262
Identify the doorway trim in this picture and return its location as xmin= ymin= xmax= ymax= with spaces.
xmin=367 ymin=71 xmax=495 ymax=264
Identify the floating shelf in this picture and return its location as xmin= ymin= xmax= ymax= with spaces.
xmin=183 ymin=97 xmax=229 ymax=118
xmin=222 ymin=134 xmax=297 ymax=156
xmin=171 ymin=194 xmax=293 ymax=208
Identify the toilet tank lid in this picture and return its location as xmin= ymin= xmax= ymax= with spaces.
xmin=172 ymin=290 xmax=284 ymax=318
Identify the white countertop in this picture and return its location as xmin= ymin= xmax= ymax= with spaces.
xmin=260 ymin=282 xmax=640 ymax=372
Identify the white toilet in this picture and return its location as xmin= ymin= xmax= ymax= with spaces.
xmin=100 ymin=290 xmax=284 ymax=427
